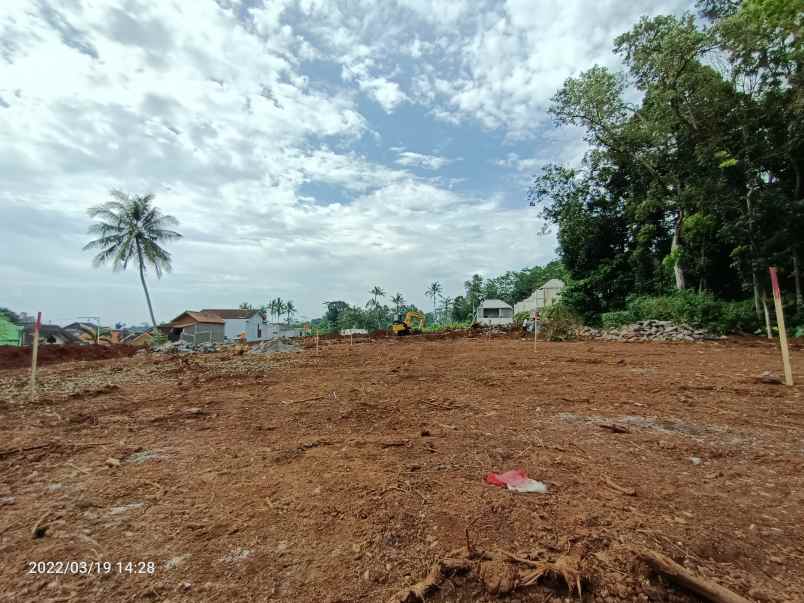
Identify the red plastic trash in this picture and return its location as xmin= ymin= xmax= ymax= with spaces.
xmin=485 ymin=469 xmax=548 ymax=493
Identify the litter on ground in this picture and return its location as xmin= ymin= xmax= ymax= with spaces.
xmin=485 ymin=469 xmax=548 ymax=493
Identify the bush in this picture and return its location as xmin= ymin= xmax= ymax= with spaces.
xmin=421 ymin=321 xmax=471 ymax=333
xmin=718 ymin=299 xmax=760 ymax=334
xmin=540 ymin=304 xmax=582 ymax=341
xmin=623 ymin=291 xmax=760 ymax=334
xmin=600 ymin=311 xmax=636 ymax=329
xmin=513 ymin=311 xmax=530 ymax=327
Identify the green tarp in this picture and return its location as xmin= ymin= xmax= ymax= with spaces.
xmin=0 ymin=316 xmax=22 ymax=346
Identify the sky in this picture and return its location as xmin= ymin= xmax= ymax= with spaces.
xmin=1 ymin=0 xmax=692 ymax=326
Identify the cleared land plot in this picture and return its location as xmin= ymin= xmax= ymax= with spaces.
xmin=0 ymin=336 xmax=802 ymax=602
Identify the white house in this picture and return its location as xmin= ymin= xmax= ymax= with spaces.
xmin=202 ymin=309 xmax=269 ymax=341
xmin=513 ymin=279 xmax=566 ymax=315
xmin=475 ymin=299 xmax=514 ymax=326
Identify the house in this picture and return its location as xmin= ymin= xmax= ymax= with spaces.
xmin=475 ymin=299 xmax=514 ymax=326
xmin=272 ymin=324 xmax=304 ymax=339
xmin=0 ymin=315 xmax=23 ymax=346
xmin=22 ymin=324 xmax=79 ymax=346
xmin=121 ymin=331 xmax=155 ymax=347
xmin=513 ymin=279 xmax=566 ymax=315
xmin=167 ymin=311 xmax=225 ymax=345
xmin=340 ymin=328 xmax=368 ymax=336
xmin=64 ymin=322 xmax=100 ymax=343
xmin=202 ymin=309 xmax=269 ymax=341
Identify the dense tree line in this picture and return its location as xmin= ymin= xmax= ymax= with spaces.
xmin=530 ymin=0 xmax=803 ymax=323
xmin=312 ymin=262 xmax=567 ymax=332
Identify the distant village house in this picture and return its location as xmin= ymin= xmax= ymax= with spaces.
xmin=202 ymin=308 xmax=269 ymax=342
xmin=167 ymin=311 xmax=226 ymax=345
xmin=476 ymin=299 xmax=514 ymax=326
xmin=513 ymin=279 xmax=566 ymax=316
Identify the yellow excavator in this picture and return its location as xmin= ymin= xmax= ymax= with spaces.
xmin=390 ymin=310 xmax=425 ymax=335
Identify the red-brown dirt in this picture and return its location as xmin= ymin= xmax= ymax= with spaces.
xmin=0 ymin=336 xmax=802 ymax=602
xmin=0 ymin=344 xmax=138 ymax=371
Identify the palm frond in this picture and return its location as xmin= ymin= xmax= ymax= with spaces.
xmin=85 ymin=191 xmax=181 ymax=277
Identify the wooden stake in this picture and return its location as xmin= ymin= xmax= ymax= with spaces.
xmin=315 ymin=328 xmax=319 ymax=353
xmin=30 ymin=312 xmax=41 ymax=402
xmin=761 ymin=291 xmax=772 ymax=339
xmin=533 ymin=313 xmax=538 ymax=351
xmin=769 ymin=267 xmax=793 ymax=386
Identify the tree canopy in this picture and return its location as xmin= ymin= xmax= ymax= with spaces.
xmin=530 ymin=2 xmax=803 ymax=322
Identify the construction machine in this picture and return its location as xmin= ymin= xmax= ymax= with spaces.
xmin=391 ymin=310 xmax=425 ymax=336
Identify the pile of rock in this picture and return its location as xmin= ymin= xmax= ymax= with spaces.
xmin=151 ymin=341 xmax=225 ymax=354
xmin=578 ymin=320 xmax=724 ymax=342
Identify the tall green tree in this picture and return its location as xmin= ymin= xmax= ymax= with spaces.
xmin=369 ymin=286 xmax=385 ymax=306
xmin=463 ymin=275 xmax=484 ymax=319
xmin=285 ymin=301 xmax=296 ymax=324
xmin=425 ymin=281 xmax=443 ymax=321
xmin=390 ymin=292 xmax=405 ymax=315
xmin=84 ymin=191 xmax=181 ymax=329
xmin=532 ymin=5 xmax=803 ymax=322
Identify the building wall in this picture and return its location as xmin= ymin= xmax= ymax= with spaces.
xmin=179 ymin=323 xmax=225 ymax=344
xmin=273 ymin=325 xmax=303 ymax=338
xmin=476 ymin=306 xmax=514 ymax=326
xmin=221 ymin=316 xmax=270 ymax=341
xmin=513 ymin=280 xmax=565 ymax=315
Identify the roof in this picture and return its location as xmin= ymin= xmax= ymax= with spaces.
xmin=23 ymin=324 xmax=79 ymax=343
xmin=479 ymin=298 xmax=513 ymax=309
xmin=201 ymin=308 xmax=261 ymax=320
xmin=168 ymin=311 xmax=226 ymax=327
xmin=538 ymin=278 xmax=566 ymax=290
xmin=122 ymin=331 xmax=154 ymax=346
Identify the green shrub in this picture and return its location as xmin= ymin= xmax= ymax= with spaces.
xmin=623 ymin=291 xmax=760 ymax=334
xmin=540 ymin=303 xmax=582 ymax=341
xmin=421 ymin=321 xmax=471 ymax=333
xmin=600 ymin=311 xmax=636 ymax=329
xmin=718 ymin=299 xmax=760 ymax=334
xmin=513 ymin=311 xmax=530 ymax=327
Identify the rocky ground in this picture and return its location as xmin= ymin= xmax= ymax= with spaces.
xmin=577 ymin=320 xmax=727 ymax=342
xmin=0 ymin=335 xmax=802 ymax=602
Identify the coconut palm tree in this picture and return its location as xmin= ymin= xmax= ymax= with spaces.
xmin=84 ymin=191 xmax=181 ymax=329
xmin=391 ymin=292 xmax=405 ymax=315
xmin=368 ymin=286 xmax=386 ymax=329
xmin=285 ymin=301 xmax=296 ymax=325
xmin=425 ymin=281 xmax=442 ymax=322
xmin=442 ymin=296 xmax=453 ymax=323
xmin=274 ymin=298 xmax=286 ymax=323
xmin=369 ymin=286 xmax=385 ymax=306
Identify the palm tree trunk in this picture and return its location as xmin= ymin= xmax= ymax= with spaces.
xmin=137 ymin=245 xmax=158 ymax=329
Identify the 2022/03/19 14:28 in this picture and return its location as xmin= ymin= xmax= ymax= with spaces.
xmin=27 ymin=561 xmax=156 ymax=575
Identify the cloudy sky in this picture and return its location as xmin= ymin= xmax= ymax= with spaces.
xmin=1 ymin=0 xmax=691 ymax=326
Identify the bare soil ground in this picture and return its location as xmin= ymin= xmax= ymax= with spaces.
xmin=0 ymin=345 xmax=138 ymax=371
xmin=0 ymin=336 xmax=802 ymax=602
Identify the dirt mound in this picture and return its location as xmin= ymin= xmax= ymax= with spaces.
xmin=0 ymin=344 xmax=137 ymax=371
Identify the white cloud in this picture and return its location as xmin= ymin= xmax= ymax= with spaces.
xmin=1 ymin=0 xmax=695 ymax=324
xmin=395 ymin=151 xmax=457 ymax=171
xmin=358 ymin=77 xmax=408 ymax=112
